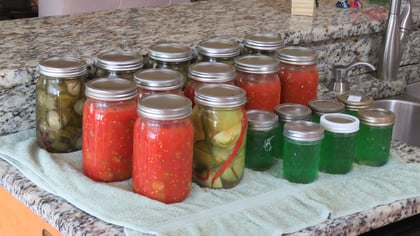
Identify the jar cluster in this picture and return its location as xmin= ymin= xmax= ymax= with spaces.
xmin=35 ymin=34 xmax=394 ymax=204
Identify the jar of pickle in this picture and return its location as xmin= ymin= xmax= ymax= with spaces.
xmin=242 ymin=33 xmax=283 ymax=57
xmin=133 ymin=94 xmax=193 ymax=203
xmin=95 ymin=51 xmax=144 ymax=80
xmin=192 ymin=84 xmax=247 ymax=189
xmin=234 ymin=55 xmax=281 ymax=111
xmin=274 ymin=103 xmax=312 ymax=159
xmin=355 ymin=108 xmax=395 ymax=166
xmin=146 ymin=43 xmax=193 ymax=88
xmin=275 ymin=46 xmax=318 ymax=106
xmin=245 ymin=110 xmax=278 ymax=171
xmin=337 ymin=93 xmax=373 ymax=117
xmin=282 ymin=121 xmax=324 ymax=183
xmin=36 ymin=56 xmax=87 ymax=153
xmin=308 ymin=98 xmax=345 ymax=123
xmin=134 ymin=68 xmax=184 ymax=100
xmin=82 ymin=78 xmax=138 ymax=182
xmin=196 ymin=38 xmax=241 ymax=65
xmin=184 ymin=62 xmax=236 ymax=106
xmin=319 ymin=113 xmax=359 ymax=174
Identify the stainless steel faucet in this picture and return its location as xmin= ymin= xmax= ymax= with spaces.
xmin=377 ymin=0 xmax=412 ymax=81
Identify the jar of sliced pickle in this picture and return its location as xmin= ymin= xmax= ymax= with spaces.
xmin=36 ymin=56 xmax=87 ymax=153
xmin=196 ymin=38 xmax=241 ymax=65
xmin=95 ymin=51 xmax=144 ymax=80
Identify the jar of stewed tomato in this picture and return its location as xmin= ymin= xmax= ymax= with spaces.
xmin=196 ymin=38 xmax=241 ymax=65
xmin=134 ymin=68 xmax=184 ymax=100
xmin=275 ymin=46 xmax=318 ymax=106
xmin=192 ymin=84 xmax=247 ymax=189
xmin=95 ymin=51 xmax=144 ymax=80
xmin=234 ymin=55 xmax=281 ymax=111
xmin=82 ymin=78 xmax=138 ymax=182
xmin=242 ymin=33 xmax=283 ymax=57
xmin=133 ymin=94 xmax=193 ymax=203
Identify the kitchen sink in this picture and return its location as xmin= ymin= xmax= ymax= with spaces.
xmin=405 ymin=82 xmax=420 ymax=100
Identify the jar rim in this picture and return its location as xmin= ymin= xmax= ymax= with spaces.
xmin=243 ymin=33 xmax=283 ymax=50
xmin=134 ymin=68 xmax=183 ymax=91
xmin=95 ymin=51 xmax=143 ymax=71
xmin=274 ymin=103 xmax=312 ymax=121
xmin=188 ymin=62 xmax=236 ymax=82
xmin=148 ymin=43 xmax=193 ymax=62
xmin=38 ymin=56 xmax=87 ymax=78
xmin=234 ymin=55 xmax=279 ymax=74
xmin=138 ymin=94 xmax=192 ymax=120
xmin=85 ymin=77 xmax=137 ymax=101
xmin=194 ymin=84 xmax=246 ymax=108
xmin=247 ymin=109 xmax=278 ymax=130
xmin=320 ymin=113 xmax=360 ymax=133
xmin=197 ymin=38 xmax=241 ymax=58
xmin=283 ymin=120 xmax=324 ymax=141
xmin=275 ymin=46 xmax=317 ymax=65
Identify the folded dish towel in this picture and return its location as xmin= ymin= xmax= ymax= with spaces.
xmin=1 ymin=129 xmax=420 ymax=236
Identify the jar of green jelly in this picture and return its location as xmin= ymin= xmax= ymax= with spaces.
xmin=308 ymin=98 xmax=345 ymax=123
xmin=337 ymin=93 xmax=373 ymax=117
xmin=274 ymin=103 xmax=312 ymax=159
xmin=282 ymin=121 xmax=324 ymax=183
xmin=319 ymin=113 xmax=359 ymax=174
xmin=355 ymin=108 xmax=395 ymax=166
xmin=196 ymin=38 xmax=241 ymax=65
xmin=245 ymin=110 xmax=278 ymax=171
xmin=95 ymin=51 xmax=144 ymax=80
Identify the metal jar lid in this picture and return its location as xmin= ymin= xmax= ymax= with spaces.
xmin=320 ymin=113 xmax=360 ymax=133
xmin=234 ymin=55 xmax=280 ymax=74
xmin=336 ymin=93 xmax=373 ymax=110
xmin=95 ymin=51 xmax=143 ymax=71
xmin=189 ymin=62 xmax=236 ymax=83
xmin=275 ymin=46 xmax=317 ymax=65
xmin=134 ymin=68 xmax=183 ymax=91
xmin=243 ymin=33 xmax=283 ymax=51
xmin=194 ymin=84 xmax=246 ymax=108
xmin=247 ymin=110 xmax=279 ymax=131
xmin=138 ymin=94 xmax=192 ymax=120
xmin=197 ymin=38 xmax=241 ymax=58
xmin=148 ymin=43 xmax=193 ymax=62
xmin=85 ymin=77 xmax=137 ymax=101
xmin=309 ymin=98 xmax=345 ymax=115
xmin=358 ymin=108 xmax=395 ymax=126
xmin=274 ymin=103 xmax=312 ymax=122
xmin=283 ymin=120 xmax=324 ymax=141
xmin=38 ymin=56 xmax=87 ymax=78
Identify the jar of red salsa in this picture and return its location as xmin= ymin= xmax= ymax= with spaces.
xmin=134 ymin=68 xmax=184 ymax=100
xmin=82 ymin=78 xmax=138 ymax=182
xmin=133 ymin=94 xmax=193 ymax=203
xmin=234 ymin=55 xmax=281 ymax=111
xmin=275 ymin=46 xmax=318 ymax=106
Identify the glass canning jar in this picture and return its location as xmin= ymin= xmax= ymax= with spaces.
xmin=234 ymin=55 xmax=281 ymax=111
xmin=275 ymin=46 xmax=318 ymax=106
xmin=355 ymin=108 xmax=395 ymax=166
xmin=134 ymin=68 xmax=184 ymax=100
xmin=245 ymin=110 xmax=278 ymax=171
xmin=196 ymin=38 xmax=241 ymax=65
xmin=282 ymin=121 xmax=324 ymax=183
xmin=192 ymin=84 xmax=247 ymax=189
xmin=95 ymin=51 xmax=143 ymax=80
xmin=82 ymin=78 xmax=138 ymax=182
xmin=242 ymin=33 xmax=283 ymax=57
xmin=184 ymin=62 xmax=236 ymax=106
xmin=308 ymin=98 xmax=345 ymax=123
xmin=319 ymin=113 xmax=360 ymax=174
xmin=336 ymin=93 xmax=373 ymax=116
xmin=133 ymin=94 xmax=193 ymax=203
xmin=36 ymin=56 xmax=87 ymax=153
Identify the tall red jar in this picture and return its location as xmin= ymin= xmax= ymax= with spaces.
xmin=133 ymin=94 xmax=194 ymax=203
xmin=82 ymin=78 xmax=138 ymax=182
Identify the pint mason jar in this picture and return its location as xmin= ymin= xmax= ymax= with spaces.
xmin=95 ymin=51 xmax=144 ymax=80
xmin=133 ymin=94 xmax=194 ymax=203
xmin=82 ymin=78 xmax=138 ymax=182
xmin=337 ymin=93 xmax=373 ymax=117
xmin=355 ymin=108 xmax=395 ymax=166
xmin=192 ymin=84 xmax=247 ymax=189
xmin=36 ymin=56 xmax=87 ymax=153
xmin=196 ymin=38 xmax=241 ymax=65
xmin=134 ymin=68 xmax=184 ymax=100
xmin=242 ymin=33 xmax=283 ymax=57
xmin=308 ymin=98 xmax=345 ymax=123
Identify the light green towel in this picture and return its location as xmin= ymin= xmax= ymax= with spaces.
xmin=1 ymin=129 xmax=420 ymax=236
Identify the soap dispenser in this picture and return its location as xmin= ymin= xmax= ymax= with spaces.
xmin=329 ymin=61 xmax=376 ymax=93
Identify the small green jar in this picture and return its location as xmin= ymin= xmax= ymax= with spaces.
xmin=355 ymin=108 xmax=395 ymax=166
xmin=337 ymin=93 xmax=373 ymax=117
xmin=245 ymin=110 xmax=278 ymax=171
xmin=308 ymin=98 xmax=345 ymax=123
xmin=282 ymin=121 xmax=324 ymax=183
xmin=319 ymin=113 xmax=359 ymax=174
xmin=274 ymin=103 xmax=312 ymax=159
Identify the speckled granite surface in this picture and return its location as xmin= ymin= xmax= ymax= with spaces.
xmin=0 ymin=0 xmax=419 ymax=235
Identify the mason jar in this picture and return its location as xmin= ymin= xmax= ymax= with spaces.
xmin=134 ymin=68 xmax=184 ymax=100
xmin=275 ymin=46 xmax=318 ymax=106
xmin=95 ymin=51 xmax=144 ymax=80
xmin=192 ymin=84 xmax=247 ymax=189
xmin=196 ymin=38 xmax=241 ymax=65
xmin=242 ymin=33 xmax=283 ymax=57
xmin=36 ymin=56 xmax=87 ymax=153
xmin=82 ymin=78 xmax=138 ymax=182
xmin=133 ymin=94 xmax=193 ymax=203
xmin=308 ymin=98 xmax=345 ymax=122
xmin=234 ymin=55 xmax=281 ymax=111
xmin=337 ymin=93 xmax=374 ymax=117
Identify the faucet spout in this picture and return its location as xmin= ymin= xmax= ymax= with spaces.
xmin=377 ymin=0 xmax=412 ymax=81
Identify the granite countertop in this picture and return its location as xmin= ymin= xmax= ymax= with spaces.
xmin=0 ymin=0 xmax=420 ymax=235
